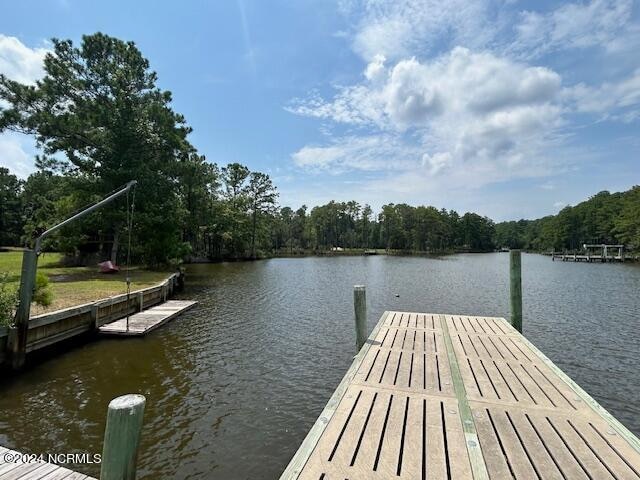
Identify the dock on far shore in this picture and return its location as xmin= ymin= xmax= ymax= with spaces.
xmin=281 ymin=311 xmax=640 ymax=479
xmin=551 ymin=243 xmax=628 ymax=262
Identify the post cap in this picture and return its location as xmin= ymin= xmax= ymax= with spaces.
xmin=108 ymin=394 xmax=146 ymax=411
xmin=354 ymin=285 xmax=366 ymax=291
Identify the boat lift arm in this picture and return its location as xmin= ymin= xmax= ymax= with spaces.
xmin=9 ymin=180 xmax=137 ymax=369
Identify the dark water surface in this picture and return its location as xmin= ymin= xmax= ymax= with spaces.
xmin=1 ymin=254 xmax=639 ymax=479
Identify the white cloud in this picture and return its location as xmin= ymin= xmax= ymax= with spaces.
xmin=364 ymin=53 xmax=386 ymax=82
xmin=289 ymin=47 xmax=564 ymax=184
xmin=0 ymin=133 xmax=36 ymax=178
xmin=565 ymin=69 xmax=640 ymax=118
xmin=286 ymin=0 xmax=639 ymax=217
xmin=291 ymin=134 xmax=421 ymax=173
xmin=0 ymin=34 xmax=48 ymax=84
xmin=340 ymin=0 xmax=497 ymax=61
xmin=511 ymin=0 xmax=636 ymax=58
xmin=0 ymin=35 xmax=48 ymax=178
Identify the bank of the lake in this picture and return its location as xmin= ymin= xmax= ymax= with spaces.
xmin=0 ymin=250 xmax=173 ymax=316
xmin=0 ymin=253 xmax=638 ymax=479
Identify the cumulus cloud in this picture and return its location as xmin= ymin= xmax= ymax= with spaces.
xmin=0 ymin=35 xmax=48 ymax=177
xmin=0 ymin=133 xmax=37 ymax=178
xmin=289 ymin=47 xmax=563 ymax=181
xmin=0 ymin=34 xmax=48 ymax=84
xmin=287 ymin=0 xmax=639 ymax=215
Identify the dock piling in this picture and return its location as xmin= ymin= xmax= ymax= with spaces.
xmin=509 ymin=249 xmax=523 ymax=333
xmin=100 ymin=394 xmax=146 ymax=480
xmin=353 ymin=285 xmax=367 ymax=352
xmin=9 ymin=249 xmax=38 ymax=369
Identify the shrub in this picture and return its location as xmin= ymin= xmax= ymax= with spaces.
xmin=33 ymin=272 xmax=54 ymax=308
xmin=0 ymin=274 xmax=17 ymax=326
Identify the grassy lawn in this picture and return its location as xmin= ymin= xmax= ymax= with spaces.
xmin=0 ymin=250 xmax=173 ymax=315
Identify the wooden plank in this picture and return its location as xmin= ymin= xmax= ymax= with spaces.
xmin=280 ymin=312 xmax=390 ymax=479
xmin=0 ymin=447 xmax=95 ymax=480
xmin=439 ymin=314 xmax=490 ymax=480
xmin=98 ymin=300 xmax=197 ymax=336
xmin=514 ymin=319 xmax=640 ymax=454
xmin=283 ymin=311 xmax=640 ymax=480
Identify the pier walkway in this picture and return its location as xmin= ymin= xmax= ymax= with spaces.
xmin=0 ymin=446 xmax=94 ymax=479
xmin=282 ymin=311 xmax=640 ymax=479
xmin=98 ymin=300 xmax=197 ymax=336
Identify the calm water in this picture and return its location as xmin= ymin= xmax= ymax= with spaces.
xmin=1 ymin=254 xmax=639 ymax=479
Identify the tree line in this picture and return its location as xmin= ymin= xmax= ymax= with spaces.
xmin=1 ymin=162 xmax=497 ymax=261
xmin=494 ymin=188 xmax=640 ymax=252
xmin=1 ymin=33 xmax=638 ymax=264
xmin=272 ymin=202 xmax=495 ymax=253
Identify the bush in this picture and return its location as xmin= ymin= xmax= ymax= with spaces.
xmin=33 ymin=272 xmax=53 ymax=308
xmin=0 ymin=274 xmax=17 ymax=326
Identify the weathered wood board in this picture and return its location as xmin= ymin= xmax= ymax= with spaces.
xmin=98 ymin=300 xmax=197 ymax=336
xmin=282 ymin=311 xmax=640 ymax=479
xmin=0 ymin=446 xmax=95 ymax=479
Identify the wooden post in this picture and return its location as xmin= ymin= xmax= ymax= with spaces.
xmin=10 ymin=249 xmax=38 ymax=369
xmin=354 ymin=285 xmax=367 ymax=352
xmin=509 ymin=250 xmax=522 ymax=333
xmin=176 ymin=270 xmax=185 ymax=291
xmin=138 ymin=292 xmax=144 ymax=312
xmin=100 ymin=394 xmax=146 ymax=480
xmin=91 ymin=304 xmax=99 ymax=329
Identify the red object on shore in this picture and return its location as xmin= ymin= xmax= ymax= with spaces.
xmin=98 ymin=260 xmax=120 ymax=273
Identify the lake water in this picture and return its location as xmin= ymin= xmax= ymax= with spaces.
xmin=0 ymin=253 xmax=639 ymax=479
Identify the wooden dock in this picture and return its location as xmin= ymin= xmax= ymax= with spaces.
xmin=551 ymin=244 xmax=626 ymax=262
xmin=0 ymin=446 xmax=94 ymax=479
xmin=98 ymin=300 xmax=197 ymax=336
xmin=551 ymin=253 xmax=625 ymax=262
xmin=281 ymin=311 xmax=640 ymax=479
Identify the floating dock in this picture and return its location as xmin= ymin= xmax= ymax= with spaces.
xmin=0 ymin=446 xmax=94 ymax=479
xmin=281 ymin=311 xmax=640 ymax=479
xmin=98 ymin=300 xmax=197 ymax=336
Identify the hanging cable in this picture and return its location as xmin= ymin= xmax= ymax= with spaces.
xmin=124 ymin=184 xmax=136 ymax=332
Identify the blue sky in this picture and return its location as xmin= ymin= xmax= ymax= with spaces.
xmin=0 ymin=0 xmax=638 ymax=221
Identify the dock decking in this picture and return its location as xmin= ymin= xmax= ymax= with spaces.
xmin=98 ymin=300 xmax=197 ymax=336
xmin=551 ymin=253 xmax=625 ymax=262
xmin=0 ymin=446 xmax=95 ymax=479
xmin=282 ymin=311 xmax=640 ymax=479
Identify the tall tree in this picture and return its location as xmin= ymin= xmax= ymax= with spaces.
xmin=179 ymin=153 xmax=220 ymax=255
xmin=0 ymin=167 xmax=23 ymax=246
xmin=247 ymin=172 xmax=278 ymax=258
xmin=0 ymin=33 xmax=193 ymax=264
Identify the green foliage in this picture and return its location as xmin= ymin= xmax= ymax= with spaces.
xmin=494 ymin=187 xmax=640 ymax=251
xmin=0 ymin=273 xmax=17 ymax=326
xmin=272 ymin=201 xmax=495 ymax=253
xmin=613 ymin=186 xmax=640 ymax=250
xmin=5 ymin=32 xmax=635 ymax=264
xmin=33 ymin=272 xmax=54 ymax=308
xmin=0 ymin=167 xmax=23 ymax=246
xmin=0 ymin=33 xmax=193 ymax=264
